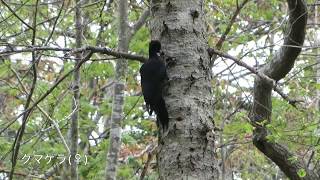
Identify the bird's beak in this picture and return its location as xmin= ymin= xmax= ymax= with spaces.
xmin=159 ymin=50 xmax=164 ymax=56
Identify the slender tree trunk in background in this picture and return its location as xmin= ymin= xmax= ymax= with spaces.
xmin=81 ymin=0 xmax=115 ymax=153
xmin=150 ymin=0 xmax=218 ymax=179
xmin=65 ymin=0 xmax=83 ymax=179
xmin=105 ymin=0 xmax=129 ymax=179
xmin=315 ymin=2 xmax=320 ymax=112
xmin=310 ymin=3 xmax=320 ymax=171
xmin=105 ymin=1 xmax=149 ymax=178
xmin=0 ymin=46 xmax=9 ymax=114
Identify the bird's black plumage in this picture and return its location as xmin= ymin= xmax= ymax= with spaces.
xmin=140 ymin=40 xmax=168 ymax=130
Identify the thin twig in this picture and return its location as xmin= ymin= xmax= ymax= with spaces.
xmin=215 ymin=0 xmax=250 ymax=49
xmin=10 ymin=67 xmax=70 ymax=153
xmin=9 ymin=1 xmax=39 ymax=179
xmin=140 ymin=144 xmax=157 ymax=180
xmin=0 ymin=0 xmax=33 ymax=30
xmin=0 ymin=46 xmax=147 ymax=62
xmin=0 ymin=168 xmax=45 ymax=180
xmin=208 ymin=48 xmax=301 ymax=107
xmin=0 ymin=52 xmax=93 ymax=135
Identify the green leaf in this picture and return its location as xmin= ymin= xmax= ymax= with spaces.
xmin=288 ymin=156 xmax=298 ymax=163
xmin=297 ymin=168 xmax=306 ymax=178
xmin=315 ymin=83 xmax=320 ymax=90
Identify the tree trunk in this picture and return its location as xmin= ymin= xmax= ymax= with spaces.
xmin=310 ymin=2 xmax=320 ymax=172
xmin=150 ymin=0 xmax=218 ymax=179
xmin=66 ymin=0 xmax=83 ymax=179
xmin=105 ymin=0 xmax=129 ymax=179
xmin=105 ymin=1 xmax=150 ymax=179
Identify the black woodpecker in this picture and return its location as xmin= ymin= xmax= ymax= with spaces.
xmin=140 ymin=40 xmax=168 ymax=130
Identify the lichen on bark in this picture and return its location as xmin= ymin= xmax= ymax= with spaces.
xmin=150 ymin=0 xmax=218 ymax=179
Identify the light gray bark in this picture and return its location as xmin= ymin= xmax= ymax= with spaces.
xmin=315 ymin=0 xmax=320 ymax=110
xmin=251 ymin=0 xmax=319 ymax=179
xmin=105 ymin=1 xmax=150 ymax=179
xmin=150 ymin=0 xmax=218 ymax=179
xmin=105 ymin=0 xmax=129 ymax=179
xmin=307 ymin=2 xmax=320 ymax=171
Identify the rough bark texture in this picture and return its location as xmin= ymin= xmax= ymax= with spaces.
xmin=105 ymin=0 xmax=150 ymax=178
xmin=150 ymin=0 xmax=218 ymax=179
xmin=105 ymin=0 xmax=129 ymax=179
xmin=251 ymin=0 xmax=319 ymax=179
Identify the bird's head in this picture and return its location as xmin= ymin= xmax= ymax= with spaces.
xmin=149 ymin=40 xmax=162 ymax=57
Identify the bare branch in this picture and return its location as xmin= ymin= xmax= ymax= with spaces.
xmin=128 ymin=9 xmax=150 ymax=39
xmin=9 ymin=1 xmax=39 ymax=178
xmin=208 ymin=48 xmax=300 ymax=106
xmin=249 ymin=0 xmax=319 ymax=179
xmin=215 ymin=0 xmax=250 ymax=50
xmin=10 ymin=67 xmax=70 ymax=153
xmin=0 ymin=46 xmax=147 ymax=63
xmin=0 ymin=0 xmax=33 ymax=30
xmin=210 ymin=0 xmax=250 ymax=67
xmin=0 ymin=168 xmax=45 ymax=180
xmin=263 ymin=0 xmax=308 ymax=80
xmin=140 ymin=144 xmax=157 ymax=180
xmin=0 ymin=52 xmax=93 ymax=135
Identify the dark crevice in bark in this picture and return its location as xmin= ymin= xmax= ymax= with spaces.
xmin=151 ymin=0 xmax=218 ymax=178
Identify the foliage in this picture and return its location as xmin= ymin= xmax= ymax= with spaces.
xmin=0 ymin=0 xmax=319 ymax=179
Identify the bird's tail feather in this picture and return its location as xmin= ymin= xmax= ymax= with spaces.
xmin=154 ymin=98 xmax=168 ymax=130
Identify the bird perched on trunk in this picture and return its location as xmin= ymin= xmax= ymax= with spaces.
xmin=140 ymin=40 xmax=168 ymax=130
